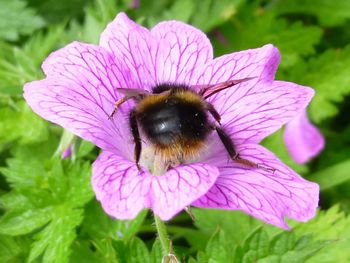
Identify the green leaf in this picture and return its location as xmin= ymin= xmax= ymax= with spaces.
xmin=160 ymin=0 xmax=195 ymax=23
xmin=150 ymin=239 xmax=163 ymax=263
xmin=91 ymin=239 xmax=121 ymax=263
xmin=82 ymin=201 xmax=147 ymax=241
xmin=0 ymin=42 xmax=33 ymax=95
xmin=309 ymin=159 xmax=350 ymax=190
xmin=190 ymin=0 xmax=242 ymax=31
xmin=234 ymin=227 xmax=327 ymax=263
xmin=166 ymin=225 xmax=209 ymax=251
xmin=22 ymin=24 xmax=66 ymax=65
xmin=240 ymin=228 xmax=269 ymax=263
xmin=69 ymin=240 xmax=102 ymax=263
xmin=0 ymin=150 xmax=47 ymax=189
xmin=0 ymin=189 xmax=56 ymax=211
xmin=0 ymin=235 xmax=31 ymax=262
xmin=289 ymin=45 xmax=350 ymax=123
xmin=127 ymin=237 xmax=151 ymax=263
xmin=29 ymin=207 xmax=83 ymax=263
xmin=76 ymin=140 xmax=96 ymax=158
xmin=0 ymin=191 xmax=34 ymax=211
xmin=273 ymin=0 xmax=350 ymax=26
xmin=293 ymin=206 xmax=350 ymax=263
xmin=215 ymin=5 xmax=322 ymax=68
xmin=48 ymin=159 xmax=67 ymax=202
xmin=0 ymin=235 xmax=21 ymax=262
xmin=0 ymin=0 xmax=45 ymax=41
xmin=269 ymin=232 xmax=295 ymax=255
xmin=65 ymin=161 xmax=93 ymax=207
xmin=143 ymin=0 xmax=242 ymax=32
xmin=0 ymin=207 xmax=53 ymax=235
xmin=205 ymin=229 xmax=231 ymax=263
xmin=0 ymin=102 xmax=49 ymax=145
xmin=0 ymin=25 xmax=65 ymax=95
xmin=27 ymin=0 xmax=93 ymax=24
xmin=67 ymin=0 xmax=122 ymax=44
xmin=193 ymin=208 xmax=262 ymax=245
xmin=196 ymin=251 xmax=210 ymax=263
xmin=281 ymin=236 xmax=326 ymax=263
xmin=9 ymin=134 xmax=58 ymax=162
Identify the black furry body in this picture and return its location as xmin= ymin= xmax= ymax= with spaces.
xmin=137 ymin=92 xmax=210 ymax=146
xmin=129 ymin=84 xmax=213 ymax=164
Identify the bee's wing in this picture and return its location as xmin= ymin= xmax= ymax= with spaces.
xmin=197 ymin=77 xmax=256 ymax=99
xmin=116 ymin=88 xmax=151 ymax=97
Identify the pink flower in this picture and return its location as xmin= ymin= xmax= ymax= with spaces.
xmin=23 ymin=13 xmax=319 ymax=228
xmin=284 ymin=110 xmax=325 ymax=164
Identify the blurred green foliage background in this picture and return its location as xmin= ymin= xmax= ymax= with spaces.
xmin=0 ymin=0 xmax=350 ymax=262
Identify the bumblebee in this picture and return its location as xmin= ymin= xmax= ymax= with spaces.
xmin=109 ymin=78 xmax=273 ymax=172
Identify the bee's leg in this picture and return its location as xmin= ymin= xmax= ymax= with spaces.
xmin=215 ymin=126 xmax=275 ymax=173
xmin=205 ymin=102 xmax=221 ymax=125
xmin=109 ymin=90 xmax=149 ymax=120
xmin=108 ymin=96 xmax=133 ymax=120
xmin=129 ymin=109 xmax=142 ymax=170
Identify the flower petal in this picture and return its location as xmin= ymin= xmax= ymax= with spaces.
xmin=24 ymin=42 xmax=132 ymax=155
xmin=92 ymin=151 xmax=219 ymax=221
xmin=194 ymin=44 xmax=279 ymax=88
xmin=151 ymin=162 xmax=219 ymax=220
xmin=284 ymin=110 xmax=325 ymax=164
xmin=151 ymin=20 xmax=213 ymax=84
xmin=194 ymin=45 xmax=315 ymax=144
xmin=92 ymin=151 xmax=151 ymax=219
xmin=99 ymin=12 xmax=157 ymax=89
xmin=214 ymin=80 xmax=314 ymax=145
xmin=195 ymin=143 xmax=319 ymax=229
xmin=100 ymin=13 xmax=214 ymax=88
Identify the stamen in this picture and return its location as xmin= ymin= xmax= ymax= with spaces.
xmin=152 ymin=154 xmax=170 ymax=176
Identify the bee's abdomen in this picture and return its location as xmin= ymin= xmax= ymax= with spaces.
xmin=138 ymin=99 xmax=210 ymax=146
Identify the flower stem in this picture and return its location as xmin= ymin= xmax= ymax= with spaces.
xmin=154 ymin=214 xmax=171 ymax=254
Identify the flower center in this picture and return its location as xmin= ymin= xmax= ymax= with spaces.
xmin=139 ymin=146 xmax=171 ymax=176
xmin=139 ymin=143 xmax=212 ymax=176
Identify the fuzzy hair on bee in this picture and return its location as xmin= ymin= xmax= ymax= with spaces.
xmin=135 ymin=84 xmax=211 ymax=164
xmin=109 ymin=78 xmax=275 ymax=173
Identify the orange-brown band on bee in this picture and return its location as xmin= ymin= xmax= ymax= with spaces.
xmin=135 ymin=89 xmax=205 ymax=113
xmin=154 ymin=139 xmax=207 ymax=164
